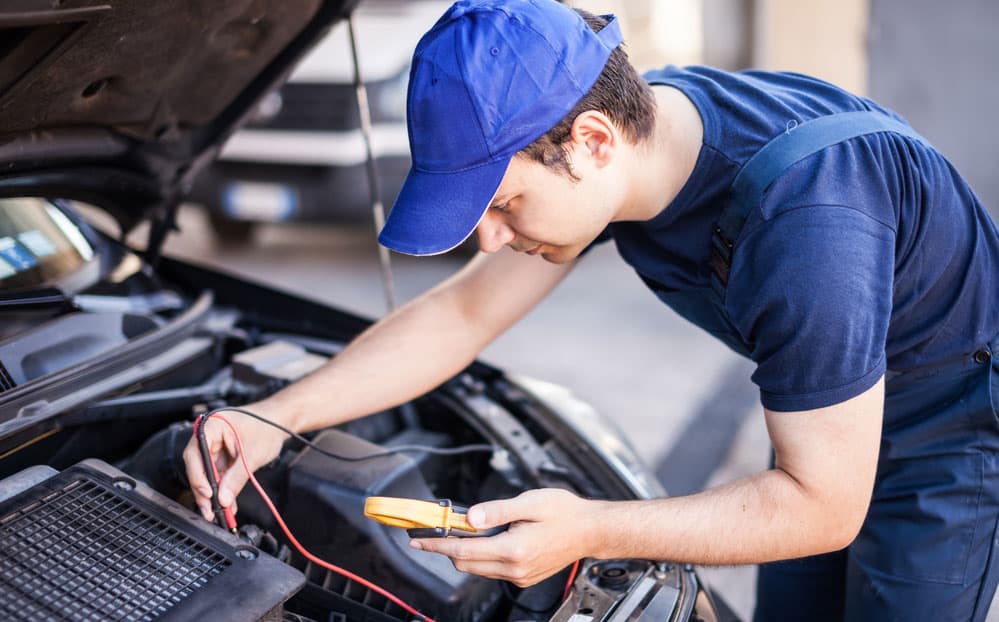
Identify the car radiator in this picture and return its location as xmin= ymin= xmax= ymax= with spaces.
xmin=0 ymin=459 xmax=303 ymax=622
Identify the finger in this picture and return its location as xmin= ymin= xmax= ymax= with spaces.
xmin=219 ymin=420 xmax=240 ymax=463
xmin=185 ymin=419 xmax=241 ymax=518
xmin=181 ymin=436 xmax=215 ymax=520
xmin=182 ymin=438 xmax=212 ymax=494
xmin=467 ymin=489 xmax=553 ymax=529
xmin=201 ymin=420 xmax=243 ymax=509
xmin=445 ymin=559 xmax=528 ymax=583
xmin=414 ymin=539 xmax=545 ymax=586
xmin=217 ymin=451 xmax=249 ymax=509
xmin=410 ymin=534 xmax=510 ymax=562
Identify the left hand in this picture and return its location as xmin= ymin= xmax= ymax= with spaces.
xmin=410 ymin=488 xmax=599 ymax=587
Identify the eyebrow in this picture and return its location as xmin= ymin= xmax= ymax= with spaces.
xmin=488 ymin=194 xmax=510 ymax=209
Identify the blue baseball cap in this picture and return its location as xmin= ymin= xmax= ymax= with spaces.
xmin=378 ymin=0 xmax=622 ymax=255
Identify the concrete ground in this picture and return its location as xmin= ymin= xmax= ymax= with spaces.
xmin=158 ymin=206 xmax=997 ymax=621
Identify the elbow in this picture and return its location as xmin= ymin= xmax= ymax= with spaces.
xmin=804 ymin=516 xmax=864 ymax=557
xmin=780 ymin=465 xmax=874 ymax=555
xmin=827 ymin=516 xmax=864 ymax=552
xmin=784 ymin=471 xmax=871 ymax=555
xmin=816 ymin=495 xmax=870 ymax=553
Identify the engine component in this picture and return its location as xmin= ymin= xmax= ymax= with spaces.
xmin=551 ymin=560 xmax=698 ymax=622
xmin=0 ymin=459 xmax=303 ymax=622
xmin=231 ymin=340 xmax=327 ymax=390
xmin=281 ymin=428 xmax=503 ymax=620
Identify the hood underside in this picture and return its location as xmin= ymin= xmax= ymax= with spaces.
xmin=0 ymin=0 xmax=360 ymax=235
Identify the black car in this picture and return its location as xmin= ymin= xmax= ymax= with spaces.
xmin=0 ymin=1 xmax=732 ymax=621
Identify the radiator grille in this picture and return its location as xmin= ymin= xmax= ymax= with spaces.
xmin=0 ymin=478 xmax=230 ymax=621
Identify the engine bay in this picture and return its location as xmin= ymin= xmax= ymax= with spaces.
xmin=0 ymin=248 xmax=718 ymax=621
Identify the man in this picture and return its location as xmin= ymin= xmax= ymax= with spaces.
xmin=184 ymin=1 xmax=999 ymax=619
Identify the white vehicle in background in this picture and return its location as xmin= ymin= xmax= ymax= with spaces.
xmin=189 ymin=0 xmax=448 ymax=242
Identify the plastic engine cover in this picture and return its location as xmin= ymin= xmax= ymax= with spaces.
xmin=283 ymin=429 xmax=502 ymax=619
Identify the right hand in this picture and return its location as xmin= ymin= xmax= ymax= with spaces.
xmin=182 ymin=406 xmax=286 ymax=521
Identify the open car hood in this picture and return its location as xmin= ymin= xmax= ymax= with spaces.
xmin=0 ymin=0 xmax=362 ymax=248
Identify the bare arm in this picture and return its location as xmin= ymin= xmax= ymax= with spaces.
xmin=595 ymin=377 xmax=884 ymax=564
xmin=184 ymin=248 xmax=575 ymax=518
xmin=416 ymin=378 xmax=884 ymax=585
xmin=260 ymin=247 xmax=577 ymax=432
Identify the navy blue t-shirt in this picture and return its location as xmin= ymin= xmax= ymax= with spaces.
xmin=594 ymin=66 xmax=999 ymax=412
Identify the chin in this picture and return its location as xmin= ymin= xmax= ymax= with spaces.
xmin=541 ymin=247 xmax=581 ymax=264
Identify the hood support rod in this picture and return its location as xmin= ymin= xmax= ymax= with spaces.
xmin=348 ymin=14 xmax=397 ymax=313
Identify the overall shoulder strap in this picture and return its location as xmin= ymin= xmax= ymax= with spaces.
xmin=709 ymin=110 xmax=929 ymax=292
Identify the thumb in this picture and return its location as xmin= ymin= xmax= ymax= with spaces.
xmin=217 ymin=459 xmax=248 ymax=509
xmin=467 ymin=490 xmax=550 ymax=529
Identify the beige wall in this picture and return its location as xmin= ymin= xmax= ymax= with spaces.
xmin=752 ymin=0 xmax=869 ymax=94
xmin=570 ymin=1 xmax=870 ymax=95
xmin=569 ymin=0 xmax=705 ymax=71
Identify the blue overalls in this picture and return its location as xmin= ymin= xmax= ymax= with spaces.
xmin=660 ymin=111 xmax=999 ymax=621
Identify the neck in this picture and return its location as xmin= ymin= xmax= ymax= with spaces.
xmin=616 ymin=85 xmax=703 ymax=222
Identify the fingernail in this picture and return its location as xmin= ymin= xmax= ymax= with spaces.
xmin=409 ymin=540 xmax=423 ymax=550
xmin=201 ymin=509 xmax=213 ymax=521
xmin=468 ymin=507 xmax=485 ymax=528
xmin=218 ymin=488 xmax=233 ymax=506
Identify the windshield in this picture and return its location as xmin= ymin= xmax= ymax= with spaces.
xmin=0 ymin=198 xmax=96 ymax=292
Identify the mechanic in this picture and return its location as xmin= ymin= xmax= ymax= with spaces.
xmin=184 ymin=1 xmax=999 ymax=619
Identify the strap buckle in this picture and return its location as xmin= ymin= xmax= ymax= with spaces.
xmin=709 ymin=224 xmax=734 ymax=286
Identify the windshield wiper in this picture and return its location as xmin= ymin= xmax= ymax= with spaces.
xmin=0 ymin=288 xmax=71 ymax=311
xmin=0 ymin=288 xmax=185 ymax=314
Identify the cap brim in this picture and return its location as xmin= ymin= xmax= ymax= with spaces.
xmin=378 ymin=157 xmax=511 ymax=256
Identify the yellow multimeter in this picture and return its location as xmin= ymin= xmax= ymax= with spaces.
xmin=364 ymin=496 xmax=508 ymax=538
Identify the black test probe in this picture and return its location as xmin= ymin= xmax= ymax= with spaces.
xmin=195 ymin=413 xmax=238 ymax=534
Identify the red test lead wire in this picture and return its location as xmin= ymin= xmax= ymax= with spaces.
xmin=563 ymin=559 xmax=580 ymax=601
xmin=207 ymin=413 xmax=436 ymax=622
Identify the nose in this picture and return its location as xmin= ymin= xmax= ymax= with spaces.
xmin=475 ymin=211 xmax=515 ymax=253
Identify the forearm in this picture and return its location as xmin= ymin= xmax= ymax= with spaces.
xmin=248 ymin=250 xmax=576 ymax=434
xmin=589 ymin=468 xmax=864 ymax=566
xmin=254 ymin=284 xmax=491 ymax=433
xmin=416 ymin=383 xmax=882 ymax=586
xmin=590 ymin=384 xmax=882 ymax=566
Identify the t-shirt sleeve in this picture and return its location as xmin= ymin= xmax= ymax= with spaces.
xmin=726 ymin=205 xmax=895 ymax=412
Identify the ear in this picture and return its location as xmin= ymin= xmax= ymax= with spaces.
xmin=568 ymin=110 xmax=618 ymax=169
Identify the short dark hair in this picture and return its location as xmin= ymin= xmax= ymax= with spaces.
xmin=519 ymin=9 xmax=656 ymax=179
